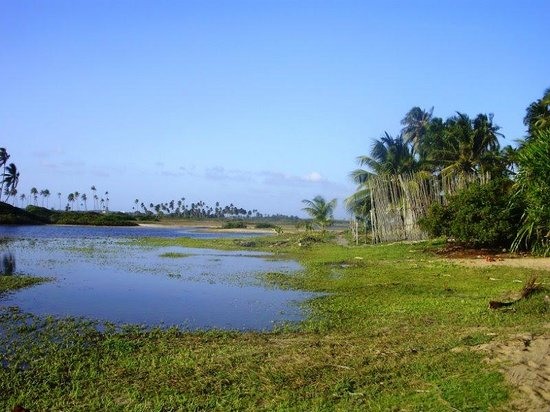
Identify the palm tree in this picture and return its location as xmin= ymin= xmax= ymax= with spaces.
xmin=81 ymin=193 xmax=88 ymax=210
xmin=43 ymin=189 xmax=51 ymax=208
xmin=524 ymin=88 xmax=550 ymax=137
xmin=67 ymin=193 xmax=75 ymax=210
xmin=0 ymin=148 xmax=10 ymax=199
xmin=401 ymin=106 xmax=433 ymax=154
xmin=431 ymin=113 xmax=502 ymax=177
xmin=73 ymin=191 xmax=80 ymax=210
xmin=302 ymin=195 xmax=337 ymax=230
xmin=91 ymin=186 xmax=97 ymax=210
xmin=29 ymin=187 xmax=38 ymax=205
xmin=57 ymin=192 xmax=62 ymax=210
xmin=352 ymin=133 xmax=418 ymax=184
xmin=2 ymin=163 xmax=20 ymax=202
xmin=19 ymin=193 xmax=26 ymax=207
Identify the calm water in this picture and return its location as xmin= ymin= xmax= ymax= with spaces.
xmin=0 ymin=225 xmax=312 ymax=330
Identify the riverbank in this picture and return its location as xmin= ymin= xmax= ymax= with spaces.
xmin=1 ymin=235 xmax=548 ymax=410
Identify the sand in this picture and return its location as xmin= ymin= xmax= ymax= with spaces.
xmin=474 ymin=330 xmax=550 ymax=411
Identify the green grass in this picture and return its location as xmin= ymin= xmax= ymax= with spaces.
xmin=1 ymin=236 xmax=548 ymax=410
xmin=0 ymin=274 xmax=49 ymax=294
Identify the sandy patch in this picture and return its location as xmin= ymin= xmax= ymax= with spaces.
xmin=454 ymin=257 xmax=550 ymax=271
xmin=473 ymin=330 xmax=550 ymax=411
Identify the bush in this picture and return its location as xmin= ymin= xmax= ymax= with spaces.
xmin=222 ymin=221 xmax=247 ymax=229
xmin=420 ymin=179 xmax=523 ymax=248
xmin=512 ymin=129 xmax=550 ymax=255
xmin=254 ymin=222 xmax=275 ymax=229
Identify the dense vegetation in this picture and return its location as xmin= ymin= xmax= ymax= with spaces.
xmin=1 ymin=236 xmax=548 ymax=410
xmin=350 ymin=88 xmax=550 ymax=255
xmin=0 ymin=203 xmax=138 ymax=226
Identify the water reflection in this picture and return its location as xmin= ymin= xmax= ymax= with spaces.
xmin=1 ymin=252 xmax=15 ymax=275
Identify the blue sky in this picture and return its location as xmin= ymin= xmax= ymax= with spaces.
xmin=1 ymin=1 xmax=549 ymax=217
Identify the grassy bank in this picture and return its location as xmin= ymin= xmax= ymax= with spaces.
xmin=1 ymin=235 xmax=548 ymax=410
xmin=0 ymin=203 xmax=138 ymax=226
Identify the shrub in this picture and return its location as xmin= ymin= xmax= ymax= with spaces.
xmin=512 ymin=129 xmax=550 ymax=255
xmin=254 ymin=222 xmax=275 ymax=229
xmin=222 ymin=221 xmax=247 ymax=229
xmin=420 ymin=179 xmax=523 ymax=248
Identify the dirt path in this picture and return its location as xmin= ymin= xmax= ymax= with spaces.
xmin=474 ymin=330 xmax=550 ymax=411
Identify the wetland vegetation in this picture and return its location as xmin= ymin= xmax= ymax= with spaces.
xmin=1 ymin=232 xmax=548 ymax=410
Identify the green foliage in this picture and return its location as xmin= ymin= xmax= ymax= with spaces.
xmin=420 ymin=179 xmax=522 ymax=248
xmin=0 ymin=202 xmax=47 ymax=224
xmin=302 ymin=195 xmax=337 ymax=230
xmin=254 ymin=222 xmax=275 ymax=229
xmin=221 ymin=220 xmax=247 ymax=229
xmin=25 ymin=205 xmax=57 ymax=221
xmin=54 ymin=211 xmax=138 ymax=226
xmin=512 ymin=128 xmax=550 ymax=255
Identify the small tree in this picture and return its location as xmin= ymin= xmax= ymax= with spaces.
xmin=302 ymin=195 xmax=337 ymax=231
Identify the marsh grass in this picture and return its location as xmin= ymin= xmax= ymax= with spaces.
xmin=159 ymin=252 xmax=193 ymax=258
xmin=0 ymin=274 xmax=48 ymax=294
xmin=1 ymin=236 xmax=548 ymax=410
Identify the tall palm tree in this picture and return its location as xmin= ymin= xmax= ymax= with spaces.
xmin=81 ymin=193 xmax=88 ymax=210
xmin=401 ymin=106 xmax=433 ymax=154
xmin=91 ymin=186 xmax=97 ymax=210
xmin=74 ymin=192 xmax=80 ymax=210
xmin=302 ymin=195 xmax=337 ymax=230
xmin=57 ymin=192 xmax=62 ymax=210
xmin=67 ymin=193 xmax=75 ymax=210
xmin=2 ymin=163 xmax=20 ymax=202
xmin=30 ymin=187 xmax=38 ymax=205
xmin=19 ymin=193 xmax=26 ymax=207
xmin=0 ymin=148 xmax=10 ymax=199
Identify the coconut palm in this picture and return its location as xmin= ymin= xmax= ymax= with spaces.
xmin=67 ymin=193 xmax=75 ymax=210
xmin=91 ymin=186 xmax=97 ymax=210
xmin=81 ymin=193 xmax=88 ymax=210
xmin=351 ymin=132 xmax=419 ymax=187
xmin=2 ymin=163 xmax=20 ymax=202
xmin=0 ymin=148 xmax=10 ymax=199
xmin=30 ymin=187 xmax=38 ymax=205
xmin=524 ymin=88 xmax=550 ymax=137
xmin=432 ymin=113 xmax=502 ymax=177
xmin=302 ymin=195 xmax=337 ymax=230
xmin=401 ymin=106 xmax=433 ymax=154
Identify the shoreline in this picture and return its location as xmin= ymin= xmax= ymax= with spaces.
xmin=137 ymin=222 xmax=275 ymax=234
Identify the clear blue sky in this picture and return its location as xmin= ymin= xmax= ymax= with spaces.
xmin=1 ymin=0 xmax=548 ymax=217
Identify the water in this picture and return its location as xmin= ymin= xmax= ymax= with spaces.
xmin=0 ymin=224 xmax=261 ymax=240
xmin=0 ymin=225 xmax=312 ymax=330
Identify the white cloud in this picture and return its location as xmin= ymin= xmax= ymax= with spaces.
xmin=303 ymin=171 xmax=324 ymax=182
